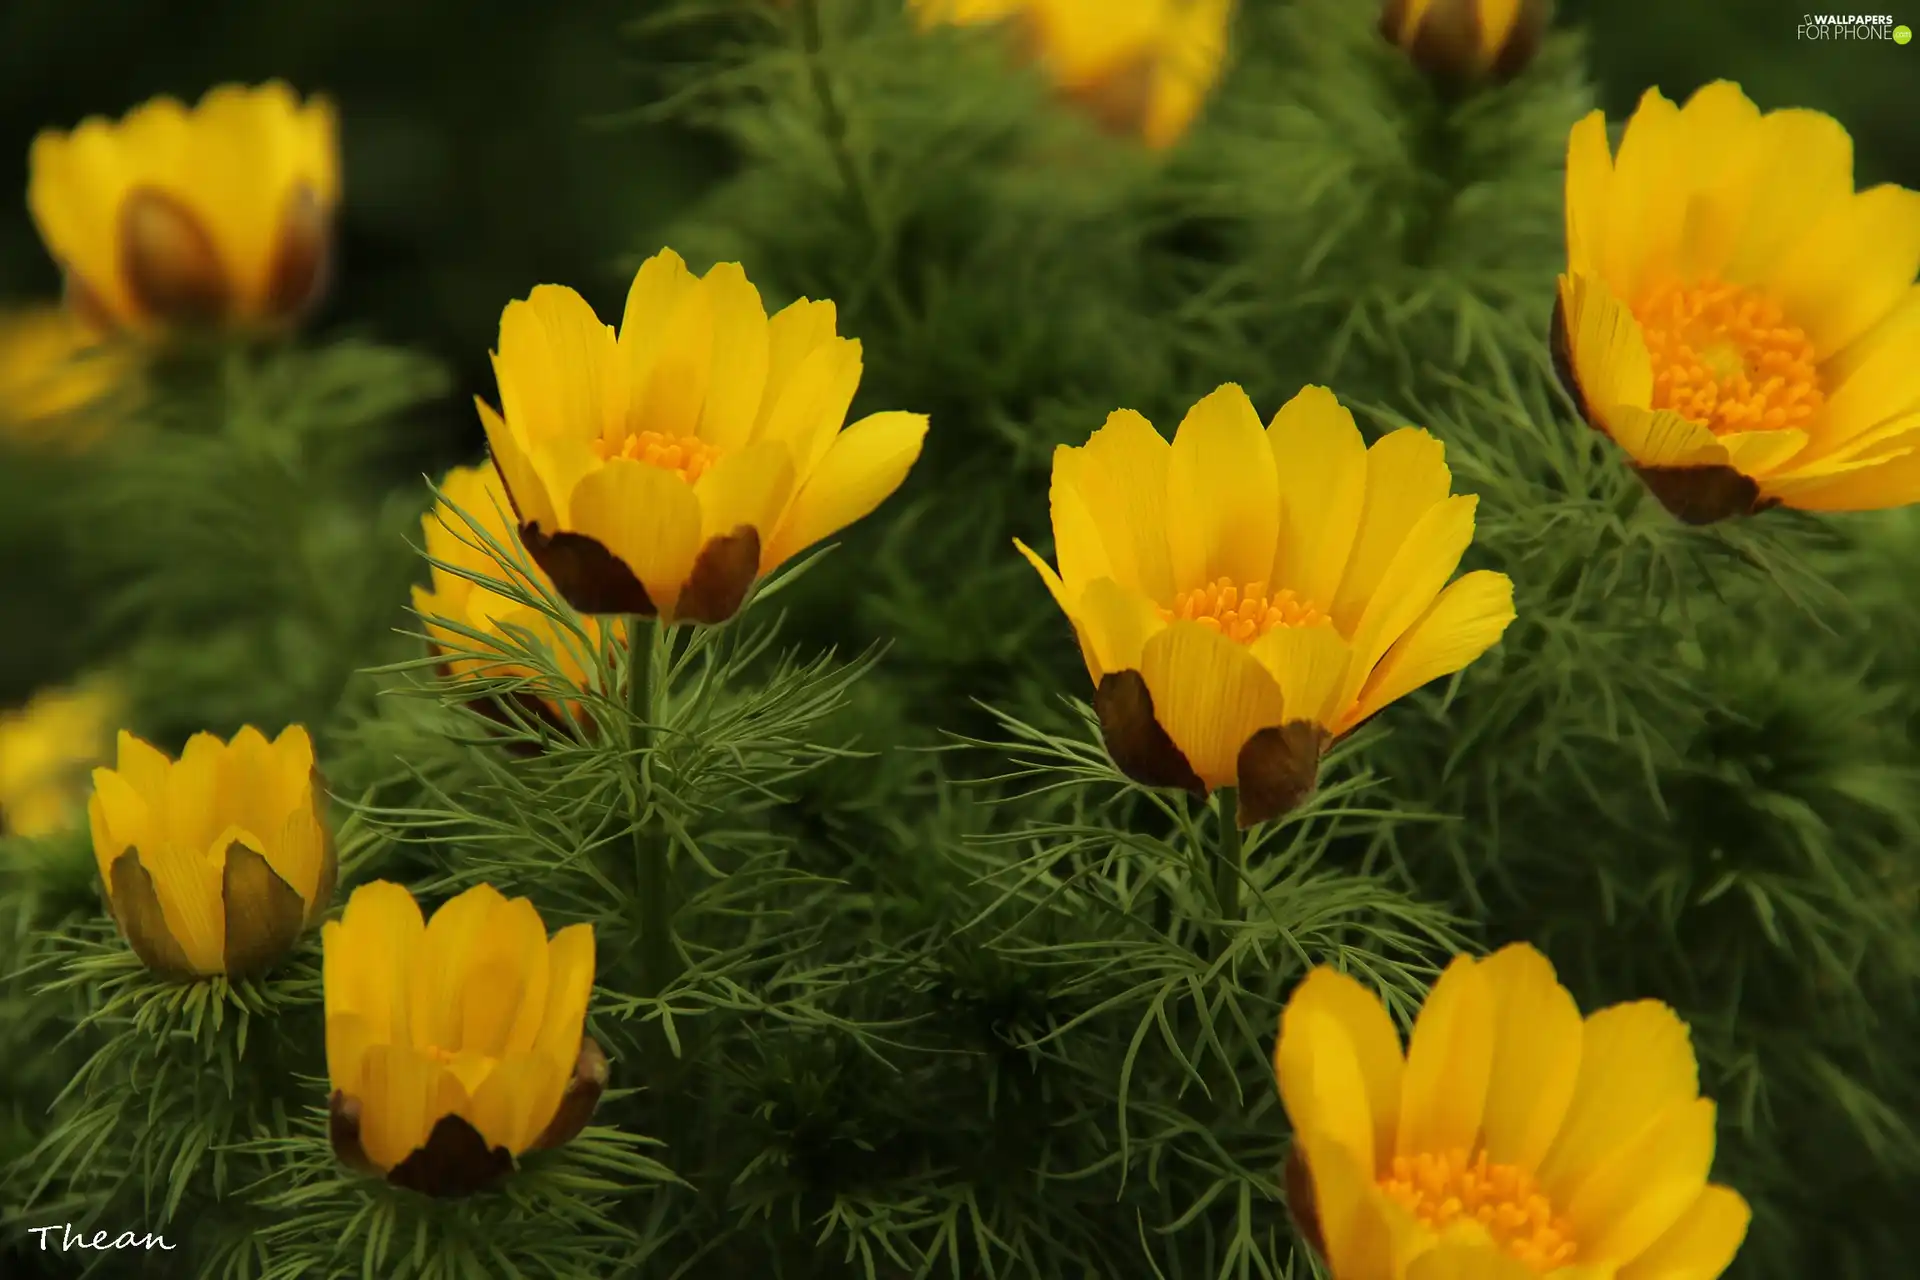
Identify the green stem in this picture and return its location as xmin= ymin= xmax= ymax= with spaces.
xmin=627 ymin=618 xmax=678 ymax=1000
xmin=1212 ymin=788 xmax=1243 ymax=920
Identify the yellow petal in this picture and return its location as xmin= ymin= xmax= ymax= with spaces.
xmin=693 ymin=437 xmax=796 ymax=543
xmin=1719 ymin=107 xmax=1855 ymax=288
xmin=1306 ymin=1135 xmax=1423 ymax=1280
xmin=1617 ymin=1184 xmax=1751 ymax=1280
xmin=694 ymin=262 xmax=771 ymax=451
xmin=1336 ymin=494 xmax=1481 ymax=714
xmin=1339 ymin=570 xmax=1514 ymax=734
xmin=1603 ymin=89 xmax=1688 ymax=303
xmin=755 ymin=297 xmax=841 ymax=436
xmin=411 ymin=883 xmax=509 ymax=1050
xmin=1474 ymin=944 xmax=1583 ymax=1172
xmin=1275 ymin=967 xmax=1406 ymax=1175
xmin=632 ymin=269 xmax=714 ymax=441
xmin=1766 ymin=184 xmax=1920 ymax=360
xmin=458 ymin=896 xmax=550 ymax=1058
xmin=1814 ymin=285 xmax=1920 ymax=452
xmin=478 ymin=397 xmax=557 ymax=531
xmin=356 ymin=1044 xmax=468 ymax=1172
xmin=565 ymin=458 xmax=703 ymax=614
xmin=1164 ymin=384 xmax=1279 ymax=592
xmin=1248 ymin=622 xmax=1352 ymax=731
xmin=324 ymin=882 xmax=427 ymax=1043
xmin=89 ymin=766 xmax=152 ymax=874
xmin=1405 ymin=1241 xmax=1537 ymax=1280
xmin=494 ymin=286 xmax=622 ymax=525
xmin=1564 ymin=111 xmax=1613 ymax=277
xmin=1759 ymin=435 xmax=1920 ymax=512
xmin=1715 ymin=428 xmax=1808 ymax=479
xmin=1267 ymin=386 xmax=1368 ymax=609
xmin=132 ymin=841 xmax=225 ymax=974
xmin=1537 ymin=1001 xmax=1701 ymax=1204
xmin=1672 ymin=81 xmax=1763 ymax=281
xmin=1327 ymin=428 xmax=1451 ymax=634
xmin=758 ymin=336 xmax=864 ymax=480
xmin=1135 ymin=621 xmax=1287 ymax=792
xmin=618 ymin=247 xmax=698 ymax=410
xmin=1053 ymin=409 xmax=1175 ymax=602
xmin=761 ymin=410 xmax=928 ymax=571
xmin=1276 ymin=1003 xmax=1377 ymax=1181
xmin=1050 ymin=464 xmax=1116 ymax=594
xmin=114 ymin=728 xmax=173 ymax=799
xmin=1566 ymin=1098 xmax=1718 ymax=1264
xmin=1557 ymin=272 xmax=1727 ymax=466
xmin=532 ymin=923 xmax=595 ymax=1070
xmin=1016 ymin=539 xmax=1105 ymax=686
xmin=1395 ymin=954 xmax=1494 ymax=1158
xmin=466 ymin=1052 xmax=560 ymax=1156
xmin=1076 ymin=576 xmax=1168 ymax=680
xmin=325 ymin=1011 xmax=377 ymax=1096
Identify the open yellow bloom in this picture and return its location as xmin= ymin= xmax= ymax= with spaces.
xmin=1555 ymin=82 xmax=1920 ymax=522
xmin=28 ymin=82 xmax=338 ymax=336
xmin=911 ymin=0 xmax=1232 ymax=149
xmin=0 ymin=678 xmax=118 ymax=838
xmin=412 ymin=463 xmax=621 ymax=732
xmin=324 ymin=882 xmax=604 ymax=1197
xmin=0 ymin=307 xmax=136 ymax=446
xmin=87 ymin=726 xmax=334 ymax=978
xmin=1378 ymin=0 xmax=1549 ymax=87
xmin=1017 ymin=383 xmax=1514 ymax=826
xmin=1275 ymin=944 xmax=1750 ymax=1279
xmin=481 ymin=248 xmax=928 ymax=623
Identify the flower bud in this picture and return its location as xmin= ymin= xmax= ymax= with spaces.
xmin=1379 ymin=0 xmax=1551 ymax=88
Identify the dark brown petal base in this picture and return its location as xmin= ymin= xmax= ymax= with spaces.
xmin=531 ymin=1036 xmax=610 ymax=1152
xmin=1380 ymin=0 xmax=1547 ymax=86
xmin=108 ymin=852 xmax=197 ymax=977
xmin=1550 ymin=294 xmax=1778 ymax=525
xmin=520 ymin=522 xmax=762 ymax=625
xmin=1283 ymin=1144 xmax=1326 ymax=1260
xmin=120 ymin=187 xmax=232 ymax=325
xmin=1092 ymin=671 xmax=1329 ymax=828
xmin=329 ymin=1092 xmax=515 ymax=1198
xmin=220 ymin=841 xmax=307 ymax=977
xmin=264 ymin=182 xmax=332 ymax=322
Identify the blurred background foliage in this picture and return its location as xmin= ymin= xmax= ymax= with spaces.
xmin=1 ymin=0 xmax=1918 ymax=1277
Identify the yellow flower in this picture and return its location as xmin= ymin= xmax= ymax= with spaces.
xmin=1275 ymin=944 xmax=1750 ymax=1279
xmin=481 ymin=249 xmax=928 ymax=623
xmin=0 ymin=307 xmax=136 ymax=446
xmin=323 ymin=882 xmax=604 ymax=1197
xmin=28 ymin=82 xmax=339 ymax=336
xmin=0 ymin=678 xmax=118 ymax=838
xmin=87 ymin=726 xmax=334 ymax=978
xmin=1017 ymin=383 xmax=1514 ymax=826
xmin=412 ymin=463 xmax=622 ymax=732
xmin=912 ymin=0 xmax=1233 ymax=149
xmin=1555 ymin=82 xmax=1920 ymax=522
xmin=1378 ymin=0 xmax=1550 ymax=87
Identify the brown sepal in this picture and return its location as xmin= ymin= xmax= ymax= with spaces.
xmin=1093 ymin=671 xmax=1205 ymax=796
xmin=1069 ymin=56 xmax=1157 ymax=142
xmin=520 ymin=524 xmax=658 ymax=616
xmin=264 ymin=182 xmax=332 ymax=322
xmin=1283 ymin=1144 xmax=1327 ymax=1260
xmin=385 ymin=1113 xmax=515 ymax=1198
xmin=1490 ymin=0 xmax=1552 ymax=83
xmin=1548 ymin=291 xmax=1595 ymax=428
xmin=220 ymin=840 xmax=307 ymax=978
xmin=327 ymin=1091 xmax=380 ymax=1176
xmin=1378 ymin=0 xmax=1409 ymax=44
xmin=676 ymin=525 xmax=761 ymax=625
xmin=1633 ymin=465 xmax=1776 ymax=525
xmin=1406 ymin=0 xmax=1484 ymax=86
xmin=530 ymin=1036 xmax=609 ymax=1152
xmin=1234 ymin=720 xmax=1329 ymax=828
xmin=108 ymin=851 xmax=198 ymax=978
xmin=119 ymin=186 xmax=232 ymax=325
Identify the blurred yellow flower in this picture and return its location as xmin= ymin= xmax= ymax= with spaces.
xmin=1017 ymin=383 xmax=1513 ymax=826
xmin=412 ymin=463 xmax=622 ymax=730
xmin=0 ymin=678 xmax=118 ymax=838
xmin=1556 ymin=82 xmax=1920 ymax=521
xmin=0 ymin=307 xmax=136 ymax=446
xmin=481 ymin=248 xmax=928 ymax=623
xmin=324 ymin=882 xmax=604 ymax=1197
xmin=1275 ymin=944 xmax=1750 ymax=1279
xmin=912 ymin=0 xmax=1233 ymax=149
xmin=1378 ymin=0 xmax=1550 ymax=87
xmin=28 ymin=82 xmax=339 ymax=337
xmin=87 ymin=726 xmax=334 ymax=978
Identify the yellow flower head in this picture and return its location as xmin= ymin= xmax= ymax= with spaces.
xmin=1555 ymin=82 xmax=1920 ymax=522
xmin=0 ymin=678 xmax=118 ymax=838
xmin=481 ymin=248 xmax=929 ymax=624
xmin=1017 ymin=383 xmax=1515 ymax=826
xmin=0 ymin=307 xmax=137 ymax=446
xmin=912 ymin=0 xmax=1233 ymax=149
xmin=323 ymin=882 xmax=604 ymax=1197
xmin=1275 ymin=944 xmax=1750 ymax=1279
xmin=1378 ymin=0 xmax=1550 ymax=87
xmin=87 ymin=725 xmax=334 ymax=978
xmin=412 ymin=463 xmax=622 ymax=729
xmin=28 ymin=82 xmax=339 ymax=337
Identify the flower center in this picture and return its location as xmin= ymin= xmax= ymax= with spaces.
xmin=593 ymin=429 xmax=720 ymax=485
xmin=1378 ymin=1149 xmax=1578 ymax=1272
xmin=1158 ymin=578 xmax=1327 ymax=643
xmin=1631 ymin=278 xmax=1824 ymax=436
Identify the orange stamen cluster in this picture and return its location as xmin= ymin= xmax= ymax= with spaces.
xmin=1159 ymin=578 xmax=1327 ymax=643
xmin=1632 ymin=278 xmax=1824 ymax=436
xmin=593 ymin=429 xmax=720 ymax=485
xmin=1378 ymin=1148 xmax=1578 ymax=1272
